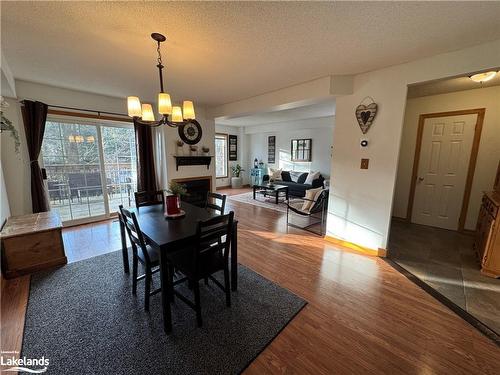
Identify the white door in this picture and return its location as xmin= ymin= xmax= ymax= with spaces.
xmin=411 ymin=114 xmax=477 ymax=230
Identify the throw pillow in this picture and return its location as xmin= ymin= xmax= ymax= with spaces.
xmin=290 ymin=171 xmax=302 ymax=182
xmin=304 ymin=171 xmax=320 ymax=185
xmin=281 ymin=171 xmax=292 ymax=182
xmin=268 ymin=168 xmax=282 ymax=181
xmin=297 ymin=173 xmax=308 ymax=184
xmin=301 ymin=187 xmax=323 ymax=212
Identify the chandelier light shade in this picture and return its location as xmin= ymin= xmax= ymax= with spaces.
xmin=469 ymin=71 xmax=497 ymax=83
xmin=127 ymin=96 xmax=142 ymax=117
xmin=182 ymin=101 xmax=195 ymax=120
xmin=171 ymin=106 xmax=183 ymax=122
xmin=127 ymin=33 xmax=197 ymax=128
xmin=158 ymin=93 xmax=172 ymax=115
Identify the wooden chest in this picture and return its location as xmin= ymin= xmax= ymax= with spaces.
xmin=1 ymin=211 xmax=67 ymax=279
xmin=473 ymin=192 xmax=500 ymax=278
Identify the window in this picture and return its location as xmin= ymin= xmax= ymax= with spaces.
xmin=41 ymin=118 xmax=137 ymax=223
xmin=215 ymin=133 xmax=228 ymax=178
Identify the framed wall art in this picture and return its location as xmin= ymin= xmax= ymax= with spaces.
xmin=268 ymin=136 xmax=276 ymax=164
xmin=228 ymin=134 xmax=237 ymax=161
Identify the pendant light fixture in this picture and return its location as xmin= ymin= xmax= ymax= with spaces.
xmin=127 ymin=33 xmax=196 ymax=127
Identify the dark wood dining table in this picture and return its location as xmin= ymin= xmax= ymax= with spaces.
xmin=118 ymin=202 xmax=238 ymax=333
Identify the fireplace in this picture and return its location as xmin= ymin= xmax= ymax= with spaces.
xmin=173 ymin=176 xmax=212 ymax=208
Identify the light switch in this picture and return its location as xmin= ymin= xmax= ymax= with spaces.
xmin=361 ymin=158 xmax=369 ymax=169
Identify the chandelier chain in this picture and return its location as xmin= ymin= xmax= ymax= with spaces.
xmin=157 ymin=42 xmax=163 ymax=67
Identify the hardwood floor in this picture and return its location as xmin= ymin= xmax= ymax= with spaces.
xmin=2 ymin=187 xmax=499 ymax=374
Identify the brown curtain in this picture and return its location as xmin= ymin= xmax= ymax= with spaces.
xmin=21 ymin=100 xmax=50 ymax=213
xmin=134 ymin=119 xmax=157 ymax=192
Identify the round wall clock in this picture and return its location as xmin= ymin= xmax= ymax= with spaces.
xmin=178 ymin=120 xmax=202 ymax=145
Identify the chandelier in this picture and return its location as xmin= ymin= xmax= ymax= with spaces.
xmin=127 ymin=33 xmax=196 ymax=127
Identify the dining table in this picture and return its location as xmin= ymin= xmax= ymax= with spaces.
xmin=118 ymin=202 xmax=238 ymax=333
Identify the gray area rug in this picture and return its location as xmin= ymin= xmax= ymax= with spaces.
xmin=228 ymin=192 xmax=288 ymax=213
xmin=22 ymin=251 xmax=306 ymax=374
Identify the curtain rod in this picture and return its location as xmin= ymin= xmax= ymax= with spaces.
xmin=19 ymin=99 xmax=129 ymax=118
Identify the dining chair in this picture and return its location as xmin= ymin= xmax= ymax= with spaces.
xmin=167 ymin=211 xmax=234 ymax=327
xmin=119 ymin=205 xmax=161 ymax=311
xmin=134 ymin=190 xmax=165 ymax=209
xmin=205 ymin=191 xmax=226 ymax=215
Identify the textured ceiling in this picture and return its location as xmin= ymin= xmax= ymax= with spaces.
xmin=216 ymin=99 xmax=335 ymax=127
xmin=2 ymin=2 xmax=500 ymax=106
xmin=408 ymin=72 xmax=500 ymax=98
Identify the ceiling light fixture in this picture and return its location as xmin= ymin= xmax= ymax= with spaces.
xmin=469 ymin=71 xmax=497 ymax=83
xmin=127 ymin=33 xmax=197 ymax=128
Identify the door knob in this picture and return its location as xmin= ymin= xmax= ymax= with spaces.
xmin=418 ymin=177 xmax=424 ymax=182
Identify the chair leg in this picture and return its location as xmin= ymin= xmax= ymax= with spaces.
xmin=193 ymin=280 xmax=202 ymax=327
xmin=144 ymin=268 xmax=151 ymax=312
xmin=168 ymin=264 xmax=175 ymax=303
xmin=224 ymin=266 xmax=231 ymax=307
xmin=132 ymin=255 xmax=138 ymax=295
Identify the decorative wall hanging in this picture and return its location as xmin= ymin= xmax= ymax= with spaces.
xmin=229 ymin=135 xmax=237 ymax=161
xmin=268 ymin=136 xmax=276 ymax=164
xmin=178 ymin=121 xmax=202 ymax=145
xmin=355 ymin=97 xmax=378 ymax=134
xmin=291 ymin=138 xmax=312 ymax=162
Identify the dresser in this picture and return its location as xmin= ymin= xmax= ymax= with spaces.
xmin=1 ymin=211 xmax=67 ymax=279
xmin=473 ymin=163 xmax=500 ymax=278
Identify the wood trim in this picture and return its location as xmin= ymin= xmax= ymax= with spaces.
xmin=406 ymin=108 xmax=486 ymax=232
xmin=324 ymin=235 xmax=387 ymax=257
xmin=48 ymin=109 xmax=132 ymax=123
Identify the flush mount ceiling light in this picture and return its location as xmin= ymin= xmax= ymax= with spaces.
xmin=127 ymin=33 xmax=197 ymax=128
xmin=469 ymin=71 xmax=497 ymax=83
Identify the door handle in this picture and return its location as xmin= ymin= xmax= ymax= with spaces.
xmin=418 ymin=177 xmax=424 ymax=182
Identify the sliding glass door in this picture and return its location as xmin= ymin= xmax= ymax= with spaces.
xmin=41 ymin=118 xmax=137 ymax=224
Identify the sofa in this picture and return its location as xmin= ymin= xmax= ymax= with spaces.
xmin=263 ymin=170 xmax=325 ymax=197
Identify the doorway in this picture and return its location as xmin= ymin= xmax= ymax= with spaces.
xmin=407 ymin=109 xmax=484 ymax=231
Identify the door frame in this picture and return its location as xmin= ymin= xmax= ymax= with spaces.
xmin=406 ymin=108 xmax=485 ymax=231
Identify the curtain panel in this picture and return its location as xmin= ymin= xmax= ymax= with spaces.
xmin=134 ymin=120 xmax=157 ymax=192
xmin=21 ymin=100 xmax=50 ymax=213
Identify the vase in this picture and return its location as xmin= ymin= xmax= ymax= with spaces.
xmin=231 ymin=176 xmax=242 ymax=188
xmin=165 ymin=194 xmax=181 ymax=215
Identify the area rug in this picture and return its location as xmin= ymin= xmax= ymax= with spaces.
xmin=228 ymin=191 xmax=288 ymax=213
xmin=21 ymin=251 xmax=306 ymax=374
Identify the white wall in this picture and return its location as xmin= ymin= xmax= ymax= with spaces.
xmin=0 ymin=159 xmax=11 ymax=224
xmin=246 ymin=116 xmax=333 ymax=178
xmin=214 ymin=124 xmax=249 ymax=187
xmin=327 ymin=39 xmax=500 ymax=251
xmin=393 ymin=86 xmax=500 ymax=230
xmin=164 ymin=106 xmax=216 ymax=191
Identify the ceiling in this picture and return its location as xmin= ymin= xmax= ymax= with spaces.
xmin=216 ymin=99 xmax=335 ymax=127
xmin=2 ymin=2 xmax=500 ymax=106
xmin=407 ymin=71 xmax=500 ymax=98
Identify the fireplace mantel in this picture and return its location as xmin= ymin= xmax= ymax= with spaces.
xmin=173 ymin=156 xmax=213 ymax=171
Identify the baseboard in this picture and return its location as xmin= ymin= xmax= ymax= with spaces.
xmin=324 ymin=235 xmax=387 ymax=257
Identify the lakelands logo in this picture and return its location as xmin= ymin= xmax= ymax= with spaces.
xmin=1 ymin=351 xmax=49 ymax=373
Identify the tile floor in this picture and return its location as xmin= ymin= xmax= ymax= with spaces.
xmin=388 ymin=220 xmax=500 ymax=334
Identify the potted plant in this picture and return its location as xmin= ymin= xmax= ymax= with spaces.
xmin=231 ymin=164 xmax=245 ymax=188
xmin=176 ymin=140 xmax=184 ymax=156
xmin=202 ymin=146 xmax=210 ymax=155
xmin=166 ymin=181 xmax=187 ymax=215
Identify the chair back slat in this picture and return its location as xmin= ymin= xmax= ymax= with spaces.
xmin=192 ymin=212 xmax=234 ymax=272
xmin=119 ymin=205 xmax=153 ymax=264
xmin=135 ymin=190 xmax=164 ymax=208
xmin=205 ymin=192 xmax=226 ymax=215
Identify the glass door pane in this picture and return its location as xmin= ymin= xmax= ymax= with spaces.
xmin=101 ymin=126 xmax=137 ymax=212
xmin=42 ymin=121 xmax=105 ymax=222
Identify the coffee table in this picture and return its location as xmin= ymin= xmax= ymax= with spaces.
xmin=253 ymin=183 xmax=289 ymax=204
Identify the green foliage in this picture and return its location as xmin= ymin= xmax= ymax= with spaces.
xmin=0 ymin=111 xmax=20 ymax=153
xmin=168 ymin=181 xmax=188 ymax=196
xmin=231 ymin=164 xmax=245 ymax=177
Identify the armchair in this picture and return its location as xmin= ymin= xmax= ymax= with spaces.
xmin=286 ymin=189 xmax=329 ymax=236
